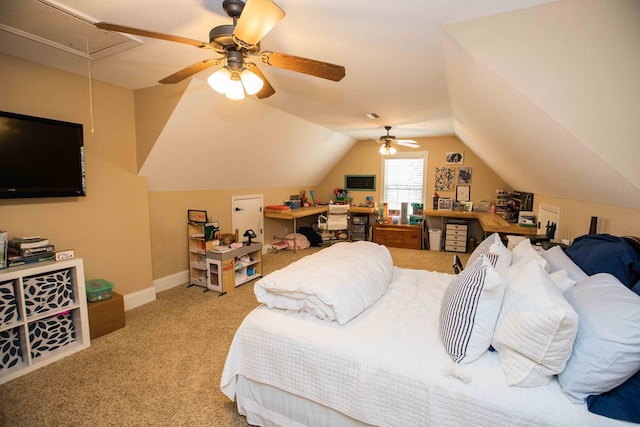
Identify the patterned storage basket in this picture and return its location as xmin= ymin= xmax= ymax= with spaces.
xmin=23 ymin=269 xmax=74 ymax=316
xmin=0 ymin=280 xmax=19 ymax=324
xmin=0 ymin=327 xmax=23 ymax=370
xmin=28 ymin=311 xmax=76 ymax=359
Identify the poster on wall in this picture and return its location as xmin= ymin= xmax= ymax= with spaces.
xmin=446 ymin=151 xmax=464 ymax=164
xmin=456 ymin=167 xmax=472 ymax=184
xmin=434 ymin=167 xmax=455 ymax=191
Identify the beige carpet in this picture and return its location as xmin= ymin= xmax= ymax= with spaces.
xmin=0 ymin=246 xmax=468 ymax=427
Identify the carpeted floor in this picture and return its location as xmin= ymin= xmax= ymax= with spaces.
xmin=0 ymin=245 xmax=468 ymax=427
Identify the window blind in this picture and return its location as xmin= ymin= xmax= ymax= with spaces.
xmin=383 ymin=155 xmax=425 ymax=211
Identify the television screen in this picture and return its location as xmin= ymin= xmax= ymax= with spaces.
xmin=0 ymin=111 xmax=85 ymax=199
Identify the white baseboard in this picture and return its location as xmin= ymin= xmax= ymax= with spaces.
xmin=155 ymin=270 xmax=188 ymax=293
xmin=123 ymin=286 xmax=156 ymax=311
xmin=121 ymin=270 xmax=188 ymax=311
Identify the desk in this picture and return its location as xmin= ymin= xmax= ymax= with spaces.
xmin=264 ymin=205 xmax=377 ymax=235
xmin=423 ymin=209 xmax=538 ymax=236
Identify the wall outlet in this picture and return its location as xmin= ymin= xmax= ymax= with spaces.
xmin=284 ymin=228 xmax=288 ymax=235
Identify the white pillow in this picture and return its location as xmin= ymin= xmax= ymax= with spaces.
xmin=558 ymin=273 xmax=640 ymax=403
xmin=549 ymin=270 xmax=577 ymax=293
xmin=511 ymin=238 xmax=549 ymax=272
xmin=440 ymin=255 xmax=505 ymax=364
xmin=467 ymin=233 xmax=512 ymax=271
xmin=541 ymin=245 xmax=588 ymax=283
xmin=492 ymin=260 xmax=578 ymax=387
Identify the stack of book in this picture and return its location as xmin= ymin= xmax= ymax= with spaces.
xmin=7 ymin=236 xmax=55 ymax=267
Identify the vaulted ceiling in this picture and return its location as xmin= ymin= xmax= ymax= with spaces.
xmin=1 ymin=0 xmax=638 ymax=208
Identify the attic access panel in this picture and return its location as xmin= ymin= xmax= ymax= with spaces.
xmin=345 ymin=175 xmax=376 ymax=191
xmin=0 ymin=0 xmax=140 ymax=59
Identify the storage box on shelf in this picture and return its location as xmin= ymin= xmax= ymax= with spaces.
xmin=0 ymin=258 xmax=90 ymax=384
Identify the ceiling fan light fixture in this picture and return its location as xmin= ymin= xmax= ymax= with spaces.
xmin=379 ymin=143 xmax=396 ymax=156
xmin=240 ymin=68 xmax=264 ymax=95
xmin=225 ymin=77 xmax=246 ymax=100
xmin=207 ymin=67 xmax=232 ymax=93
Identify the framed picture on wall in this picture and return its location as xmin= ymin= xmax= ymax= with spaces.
xmin=456 ymin=185 xmax=470 ymax=202
xmin=456 ymin=167 xmax=472 ymax=184
xmin=446 ymin=151 xmax=464 ymax=164
xmin=438 ymin=198 xmax=453 ymax=211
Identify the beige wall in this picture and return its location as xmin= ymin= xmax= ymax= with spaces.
xmin=0 ymin=54 xmax=153 ymax=298
xmin=316 ymin=135 xmax=511 ymax=207
xmin=148 ymin=186 xmax=314 ymax=279
xmin=534 ymin=194 xmax=640 ymax=242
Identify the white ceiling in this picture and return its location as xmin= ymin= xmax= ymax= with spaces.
xmin=0 ymin=0 xmax=554 ymax=140
xmin=2 ymin=0 xmax=639 ymax=210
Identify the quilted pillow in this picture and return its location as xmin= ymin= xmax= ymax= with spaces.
xmin=467 ymin=233 xmax=511 ymax=271
xmin=440 ymin=255 xmax=505 ymax=364
xmin=558 ymin=273 xmax=640 ymax=403
xmin=492 ymin=260 xmax=578 ymax=387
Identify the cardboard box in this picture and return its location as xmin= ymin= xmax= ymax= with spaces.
xmin=87 ymin=292 xmax=125 ymax=340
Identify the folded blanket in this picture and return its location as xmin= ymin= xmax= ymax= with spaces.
xmin=254 ymin=241 xmax=394 ymax=324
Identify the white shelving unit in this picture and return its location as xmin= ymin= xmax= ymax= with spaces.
xmin=0 ymin=258 xmax=90 ymax=384
xmin=206 ymin=243 xmax=262 ymax=295
xmin=188 ymin=222 xmax=208 ymax=289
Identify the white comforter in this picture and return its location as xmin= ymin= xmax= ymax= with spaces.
xmin=254 ymin=241 xmax=394 ymax=325
xmin=221 ymin=267 xmax=628 ymax=427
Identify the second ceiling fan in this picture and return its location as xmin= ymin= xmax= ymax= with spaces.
xmin=378 ymin=126 xmax=419 ymax=155
xmin=96 ymin=0 xmax=346 ymax=100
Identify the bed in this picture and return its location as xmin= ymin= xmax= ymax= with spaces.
xmin=220 ymin=237 xmax=640 ymax=426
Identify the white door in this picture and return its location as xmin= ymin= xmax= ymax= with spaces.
xmin=232 ymin=194 xmax=264 ymax=244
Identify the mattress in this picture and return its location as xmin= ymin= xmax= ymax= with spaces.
xmin=221 ymin=267 xmax=629 ymax=426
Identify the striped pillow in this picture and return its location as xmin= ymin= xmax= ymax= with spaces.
xmin=467 ymin=233 xmax=512 ymax=271
xmin=440 ymin=255 xmax=505 ymax=364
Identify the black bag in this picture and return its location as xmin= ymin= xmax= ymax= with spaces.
xmin=297 ymin=226 xmax=323 ymax=247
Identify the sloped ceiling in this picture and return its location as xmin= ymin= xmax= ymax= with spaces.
xmin=1 ymin=0 xmax=639 ymax=210
xmin=442 ymin=0 xmax=640 ymax=209
xmin=138 ymin=78 xmax=354 ymax=191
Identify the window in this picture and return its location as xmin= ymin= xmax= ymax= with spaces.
xmin=382 ymin=152 xmax=428 ymax=211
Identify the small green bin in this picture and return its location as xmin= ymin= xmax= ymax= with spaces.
xmin=85 ymin=279 xmax=114 ymax=302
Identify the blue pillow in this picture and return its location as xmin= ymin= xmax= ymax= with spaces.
xmin=565 ymin=234 xmax=640 ymax=289
xmin=587 ymin=369 xmax=640 ymax=423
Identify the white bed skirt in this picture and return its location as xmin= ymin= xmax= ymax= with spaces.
xmin=235 ymin=375 xmax=372 ymax=427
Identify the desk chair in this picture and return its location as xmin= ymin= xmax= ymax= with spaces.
xmin=318 ymin=204 xmax=350 ymax=242
xmin=453 ymin=255 xmax=464 ymax=274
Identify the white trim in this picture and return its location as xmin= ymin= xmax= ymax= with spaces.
xmin=123 ymin=287 xmax=156 ymax=311
xmin=155 ymin=270 xmax=188 ymax=293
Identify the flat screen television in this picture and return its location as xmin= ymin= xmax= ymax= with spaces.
xmin=0 ymin=111 xmax=85 ymax=199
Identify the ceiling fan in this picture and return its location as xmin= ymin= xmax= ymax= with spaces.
xmin=378 ymin=126 xmax=420 ymax=155
xmin=95 ymin=0 xmax=345 ymax=100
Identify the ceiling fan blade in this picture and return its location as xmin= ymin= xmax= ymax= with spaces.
xmin=261 ymin=52 xmax=346 ymax=82
xmin=245 ymin=63 xmax=276 ymax=99
xmin=396 ymin=141 xmax=420 ymax=148
xmin=96 ymin=22 xmax=211 ymax=48
xmin=233 ymin=0 xmax=285 ymax=46
xmin=158 ymin=59 xmax=222 ymax=84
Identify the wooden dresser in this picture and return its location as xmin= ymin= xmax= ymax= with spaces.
xmin=373 ymin=223 xmax=422 ymax=249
